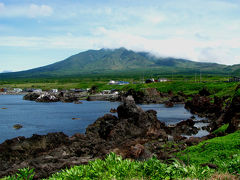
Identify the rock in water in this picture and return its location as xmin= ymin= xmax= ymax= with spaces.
xmin=165 ymin=101 xmax=174 ymax=108
xmin=23 ymin=92 xmax=40 ymax=101
xmin=86 ymin=96 xmax=168 ymax=143
xmin=117 ymin=96 xmax=144 ymax=121
xmin=13 ymin=124 xmax=23 ymax=130
xmin=110 ymin=108 xmax=117 ymax=113
xmin=36 ymin=93 xmax=59 ymax=102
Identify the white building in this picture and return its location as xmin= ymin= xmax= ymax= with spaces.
xmin=109 ymin=80 xmax=117 ymax=85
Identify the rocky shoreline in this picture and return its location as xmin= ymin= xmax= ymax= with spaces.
xmin=21 ymin=87 xmax=186 ymax=104
xmin=0 ymin=92 xmax=28 ymax=95
xmin=0 ymin=87 xmax=239 ymax=179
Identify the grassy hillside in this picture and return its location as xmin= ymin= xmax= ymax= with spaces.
xmin=177 ymin=130 xmax=240 ymax=173
xmin=0 ymin=48 xmax=235 ymax=79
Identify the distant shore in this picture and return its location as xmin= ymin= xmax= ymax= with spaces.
xmin=0 ymin=92 xmax=27 ymax=95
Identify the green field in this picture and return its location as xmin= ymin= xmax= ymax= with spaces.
xmin=1 ymin=76 xmax=239 ymax=100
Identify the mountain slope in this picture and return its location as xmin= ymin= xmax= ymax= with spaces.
xmin=0 ymin=48 xmax=235 ymax=79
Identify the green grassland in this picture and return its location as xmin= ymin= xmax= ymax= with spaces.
xmin=177 ymin=130 xmax=240 ymax=174
xmin=0 ymin=75 xmax=238 ymax=97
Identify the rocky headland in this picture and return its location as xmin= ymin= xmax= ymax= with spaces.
xmin=1 ymin=86 xmax=239 ymax=179
xmin=0 ymin=95 xmax=210 ymax=179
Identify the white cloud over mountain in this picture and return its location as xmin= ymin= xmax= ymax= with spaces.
xmin=0 ymin=0 xmax=240 ymax=72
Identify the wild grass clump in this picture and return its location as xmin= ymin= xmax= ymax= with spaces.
xmin=2 ymin=167 xmax=35 ymax=180
xmin=2 ymin=154 xmax=214 ymax=180
xmin=46 ymin=153 xmax=213 ymax=180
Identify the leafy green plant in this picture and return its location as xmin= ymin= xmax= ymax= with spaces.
xmin=2 ymin=167 xmax=35 ymax=180
xmin=45 ymin=153 xmax=214 ymax=180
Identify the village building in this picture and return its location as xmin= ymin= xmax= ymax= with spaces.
xmin=108 ymin=80 xmax=130 ymax=85
xmin=109 ymin=80 xmax=117 ymax=85
xmin=0 ymin=88 xmax=7 ymax=92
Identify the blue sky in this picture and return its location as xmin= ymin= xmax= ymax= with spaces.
xmin=0 ymin=0 xmax=240 ymax=72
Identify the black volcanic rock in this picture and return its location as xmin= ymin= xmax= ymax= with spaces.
xmin=185 ymin=95 xmax=222 ymax=118
xmin=124 ymin=88 xmax=168 ymax=104
xmin=199 ymin=88 xmax=211 ymax=96
xmin=23 ymin=92 xmax=40 ymax=101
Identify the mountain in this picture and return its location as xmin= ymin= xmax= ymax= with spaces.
xmin=0 ymin=48 xmax=238 ymax=79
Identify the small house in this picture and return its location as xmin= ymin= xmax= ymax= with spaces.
xmin=118 ymin=81 xmax=130 ymax=85
xmin=0 ymin=88 xmax=7 ymax=92
xmin=109 ymin=80 xmax=117 ymax=85
xmin=109 ymin=80 xmax=129 ymax=85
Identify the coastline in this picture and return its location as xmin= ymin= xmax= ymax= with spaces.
xmin=0 ymin=92 xmax=27 ymax=95
xmin=0 ymin=85 xmax=239 ymax=178
xmin=0 ymin=96 xmax=214 ymax=178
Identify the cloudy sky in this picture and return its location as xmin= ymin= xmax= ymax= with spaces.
xmin=0 ymin=0 xmax=240 ymax=72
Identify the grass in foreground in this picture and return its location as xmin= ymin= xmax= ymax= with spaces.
xmin=2 ymin=154 xmax=214 ymax=180
xmin=47 ymin=154 xmax=215 ymax=180
xmin=3 ymin=131 xmax=240 ymax=179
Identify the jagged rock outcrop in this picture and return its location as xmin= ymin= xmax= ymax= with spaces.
xmin=185 ymin=95 xmax=222 ymax=118
xmin=165 ymin=119 xmax=198 ymax=136
xmin=222 ymin=95 xmax=240 ymax=133
xmin=185 ymin=85 xmax=240 ymax=133
xmin=23 ymin=92 xmax=86 ymax=103
xmin=86 ymin=96 xmax=168 ymax=144
xmin=124 ymin=88 xmax=186 ymax=104
xmin=36 ymin=93 xmax=59 ymax=102
xmin=199 ymin=88 xmax=211 ymax=96
xmin=124 ymin=88 xmax=166 ymax=104
xmin=23 ymin=92 xmax=40 ymax=101
xmin=165 ymin=101 xmax=174 ymax=108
